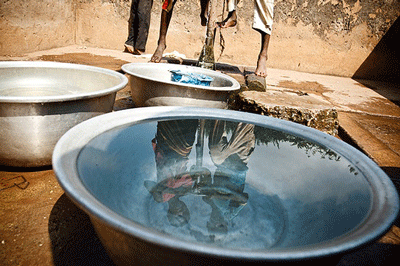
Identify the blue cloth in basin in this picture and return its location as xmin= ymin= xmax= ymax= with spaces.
xmin=170 ymin=70 xmax=213 ymax=86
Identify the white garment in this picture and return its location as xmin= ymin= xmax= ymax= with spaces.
xmin=226 ymin=0 xmax=274 ymax=35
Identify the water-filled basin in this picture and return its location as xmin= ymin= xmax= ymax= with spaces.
xmin=0 ymin=61 xmax=128 ymax=167
xmin=121 ymin=63 xmax=240 ymax=108
xmin=53 ymin=107 xmax=399 ymax=265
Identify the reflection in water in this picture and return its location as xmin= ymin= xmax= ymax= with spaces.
xmin=145 ymin=119 xmax=198 ymax=227
xmin=254 ymin=125 xmax=341 ymax=161
xmin=78 ymin=117 xmax=372 ymax=250
xmin=142 ymin=119 xmax=369 ymax=248
xmin=145 ymin=120 xmax=255 ymax=234
xmin=204 ymin=121 xmax=254 ymax=233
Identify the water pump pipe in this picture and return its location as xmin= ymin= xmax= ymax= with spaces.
xmin=197 ymin=0 xmax=218 ymax=70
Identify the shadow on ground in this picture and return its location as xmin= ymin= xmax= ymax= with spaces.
xmin=163 ymin=57 xmax=244 ymax=74
xmin=48 ymin=194 xmax=115 ymax=266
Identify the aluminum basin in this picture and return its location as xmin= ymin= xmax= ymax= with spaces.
xmin=121 ymin=63 xmax=240 ymax=108
xmin=53 ymin=107 xmax=399 ymax=265
xmin=0 ymin=61 xmax=128 ymax=167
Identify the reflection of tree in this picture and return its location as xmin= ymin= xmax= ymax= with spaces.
xmin=348 ymin=165 xmax=359 ymax=175
xmin=252 ymin=125 xmax=362 ymax=175
xmin=254 ymin=126 xmax=342 ymax=162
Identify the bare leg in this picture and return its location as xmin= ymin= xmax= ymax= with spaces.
xmin=200 ymin=0 xmax=209 ymax=26
xmin=255 ymin=32 xmax=270 ymax=77
xmin=216 ymin=10 xmax=237 ymax=28
xmin=151 ymin=9 xmax=173 ymax=63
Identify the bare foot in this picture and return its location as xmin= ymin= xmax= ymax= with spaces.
xmin=216 ymin=18 xmax=237 ymax=28
xmin=150 ymin=43 xmax=166 ymax=63
xmin=255 ymin=54 xmax=268 ymax=77
xmin=216 ymin=11 xmax=237 ymax=28
xmin=124 ymin=44 xmax=144 ymax=55
xmin=124 ymin=44 xmax=136 ymax=54
xmin=134 ymin=48 xmax=145 ymax=55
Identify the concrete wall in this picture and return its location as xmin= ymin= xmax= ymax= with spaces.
xmin=271 ymin=0 xmax=400 ymax=79
xmin=74 ymin=0 xmax=131 ymax=49
xmin=1 ymin=0 xmax=399 ymax=78
xmin=0 ymin=0 xmax=76 ymax=54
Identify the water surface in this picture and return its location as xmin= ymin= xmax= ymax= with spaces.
xmin=77 ymin=118 xmax=372 ymax=250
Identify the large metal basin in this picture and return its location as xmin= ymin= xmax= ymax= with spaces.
xmin=121 ymin=63 xmax=240 ymax=108
xmin=53 ymin=106 xmax=398 ymax=265
xmin=0 ymin=61 xmax=128 ymax=167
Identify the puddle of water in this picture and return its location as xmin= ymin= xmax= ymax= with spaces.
xmin=278 ymin=81 xmax=332 ymax=96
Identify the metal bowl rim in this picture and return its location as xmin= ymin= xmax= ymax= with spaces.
xmin=52 ymin=106 xmax=399 ymax=261
xmin=121 ymin=62 xmax=241 ymax=92
xmin=0 ymin=61 xmax=128 ymax=103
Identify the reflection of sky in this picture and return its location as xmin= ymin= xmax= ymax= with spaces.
xmin=78 ymin=122 xmax=159 ymax=182
xmin=246 ymin=141 xmax=370 ymax=204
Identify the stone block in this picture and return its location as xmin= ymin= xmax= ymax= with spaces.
xmin=237 ymin=90 xmax=339 ymax=136
xmin=245 ymin=73 xmax=266 ymax=92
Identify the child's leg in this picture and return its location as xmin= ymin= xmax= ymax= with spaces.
xmin=200 ymin=0 xmax=209 ymax=26
xmin=255 ymin=32 xmax=270 ymax=77
xmin=151 ymin=0 xmax=176 ymax=62
xmin=253 ymin=0 xmax=274 ymax=77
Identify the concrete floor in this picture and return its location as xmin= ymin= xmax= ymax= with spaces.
xmin=1 ymin=46 xmax=399 ymax=265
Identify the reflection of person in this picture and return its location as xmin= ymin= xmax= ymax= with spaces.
xmin=124 ymin=0 xmax=153 ymax=55
xmin=203 ymin=120 xmax=255 ymax=233
xmin=209 ymin=120 xmax=255 ymax=169
xmin=145 ymin=119 xmax=198 ymax=226
xmin=217 ymin=0 xmax=274 ymax=77
xmin=144 ymin=172 xmax=193 ymax=227
xmin=152 ymin=119 xmax=198 ymax=180
xmin=145 ymin=119 xmax=256 ymax=232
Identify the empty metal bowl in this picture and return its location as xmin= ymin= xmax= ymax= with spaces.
xmin=0 ymin=61 xmax=128 ymax=167
xmin=121 ymin=63 xmax=240 ymax=108
xmin=53 ymin=107 xmax=399 ymax=265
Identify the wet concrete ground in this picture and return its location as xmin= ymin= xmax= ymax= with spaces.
xmin=0 ymin=46 xmax=399 ymax=265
